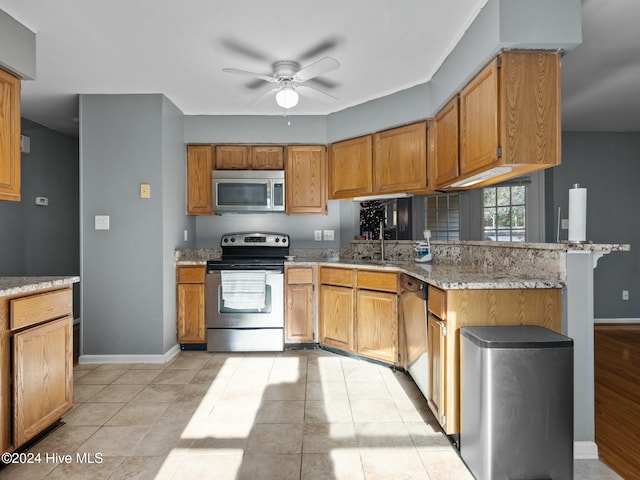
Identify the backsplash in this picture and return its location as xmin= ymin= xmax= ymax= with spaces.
xmin=340 ymin=240 xmax=567 ymax=281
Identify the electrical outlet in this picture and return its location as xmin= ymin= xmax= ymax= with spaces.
xmin=95 ymin=215 xmax=110 ymax=230
xmin=314 ymin=230 xmax=322 ymax=241
xmin=561 ymin=219 xmax=569 ymax=230
xmin=323 ymin=230 xmax=335 ymax=241
xmin=623 ymin=290 xmax=629 ymax=301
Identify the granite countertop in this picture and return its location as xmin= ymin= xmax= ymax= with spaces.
xmin=288 ymin=259 xmax=563 ymax=289
xmin=0 ymin=276 xmax=80 ymax=297
xmin=175 ymin=240 xmax=630 ymax=290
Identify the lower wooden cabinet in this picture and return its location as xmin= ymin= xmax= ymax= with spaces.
xmin=426 ymin=285 xmax=562 ymax=435
xmin=285 ymin=266 xmax=316 ymax=343
xmin=1 ymin=285 xmax=74 ymax=453
xmin=355 ymin=289 xmax=397 ymax=364
xmin=319 ymin=267 xmax=399 ymax=365
xmin=13 ymin=316 xmax=73 ymax=446
xmin=427 ymin=312 xmax=446 ymax=426
xmin=319 ymin=284 xmax=354 ymax=351
xmin=176 ymin=265 xmax=206 ymax=343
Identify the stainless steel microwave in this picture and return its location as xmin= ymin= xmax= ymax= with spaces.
xmin=212 ymin=170 xmax=285 ymax=212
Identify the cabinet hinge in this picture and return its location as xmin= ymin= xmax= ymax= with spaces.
xmin=497 ymin=146 xmax=502 ymax=158
xmin=442 ymin=325 xmax=447 ymax=337
xmin=497 ymin=55 xmax=502 ymax=68
xmin=442 ymin=414 xmax=447 ymax=426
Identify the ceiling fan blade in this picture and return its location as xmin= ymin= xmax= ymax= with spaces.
xmin=248 ymin=84 xmax=280 ymax=105
xmin=220 ymin=38 xmax=272 ymax=62
xmin=295 ymin=57 xmax=340 ymax=82
xmin=297 ymin=85 xmax=337 ymax=103
xmin=305 ymin=77 xmax=339 ymax=90
xmin=297 ymin=37 xmax=341 ymax=61
xmin=222 ymin=68 xmax=278 ymax=83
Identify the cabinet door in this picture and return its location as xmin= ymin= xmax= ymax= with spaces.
xmin=500 ymin=51 xmax=561 ymax=168
xmin=13 ymin=316 xmax=73 ymax=447
xmin=356 ymin=289 xmax=398 ymax=364
xmin=177 ymin=283 xmax=205 ymax=343
xmin=215 ymin=145 xmax=251 ymax=169
xmin=459 ymin=58 xmax=499 ymax=176
xmin=0 ymin=68 xmax=21 ymax=202
xmin=285 ymin=283 xmax=314 ymax=343
xmin=252 ymin=146 xmax=284 ymax=169
xmin=328 ymin=136 xmax=373 ymax=199
xmin=427 ymin=313 xmax=446 ymax=427
xmin=373 ymin=122 xmax=426 ymax=194
xmin=431 ymin=97 xmax=459 ymax=189
xmin=285 ymin=145 xmax=327 ymax=214
xmin=187 ymin=145 xmax=213 ymax=215
xmin=320 ymin=285 xmax=354 ymax=351
xmin=285 ymin=266 xmax=315 ymax=343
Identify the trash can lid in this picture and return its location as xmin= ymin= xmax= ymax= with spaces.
xmin=460 ymin=325 xmax=573 ymax=349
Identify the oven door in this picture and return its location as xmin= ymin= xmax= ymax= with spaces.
xmin=205 ymin=270 xmax=284 ymax=328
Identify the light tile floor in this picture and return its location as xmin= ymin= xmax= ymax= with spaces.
xmin=0 ymin=349 xmax=623 ymax=479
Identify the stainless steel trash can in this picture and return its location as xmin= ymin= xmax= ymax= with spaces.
xmin=460 ymin=325 xmax=573 ymax=480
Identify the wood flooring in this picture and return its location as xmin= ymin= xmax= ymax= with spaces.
xmin=594 ymin=324 xmax=640 ymax=479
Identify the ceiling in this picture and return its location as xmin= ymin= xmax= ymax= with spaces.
xmin=1 ymin=0 xmax=639 ymax=137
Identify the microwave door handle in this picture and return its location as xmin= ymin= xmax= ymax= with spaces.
xmin=266 ymin=181 xmax=271 ymax=208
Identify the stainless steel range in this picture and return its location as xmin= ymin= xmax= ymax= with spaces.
xmin=205 ymin=232 xmax=289 ymax=352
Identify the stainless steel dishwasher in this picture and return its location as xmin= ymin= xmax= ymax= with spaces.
xmin=399 ymin=274 xmax=429 ymax=398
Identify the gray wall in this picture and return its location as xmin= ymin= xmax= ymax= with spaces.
xmin=72 ymin=0 xmax=583 ymax=357
xmin=0 ymin=9 xmax=36 ymax=79
xmin=0 ymin=119 xmax=79 ymax=313
xmin=546 ymin=132 xmax=640 ymax=319
xmin=80 ymin=94 xmax=190 ymax=356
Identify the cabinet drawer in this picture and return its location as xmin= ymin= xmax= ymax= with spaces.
xmin=356 ymin=270 xmax=398 ymax=293
xmin=319 ymin=267 xmax=354 ymax=287
xmin=10 ymin=288 xmax=73 ymax=330
xmin=177 ymin=265 xmax=206 ymax=283
xmin=286 ymin=267 xmax=314 ymax=285
xmin=427 ymin=285 xmax=446 ymax=319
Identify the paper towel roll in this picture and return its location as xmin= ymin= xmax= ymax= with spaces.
xmin=568 ymin=185 xmax=587 ymax=242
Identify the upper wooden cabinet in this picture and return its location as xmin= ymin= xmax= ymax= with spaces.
xmin=429 ymin=96 xmax=459 ymax=189
xmin=186 ymin=145 xmax=213 ymax=215
xmin=328 ymin=135 xmax=373 ymax=199
xmin=328 ymin=121 xmax=428 ymax=199
xmin=432 ymin=50 xmax=561 ymax=190
xmin=373 ymin=122 xmax=427 ymax=194
xmin=285 ymin=145 xmax=327 ymax=215
xmin=252 ymin=146 xmax=285 ymax=169
xmin=0 ymin=68 xmax=21 ymax=202
xmin=215 ymin=145 xmax=284 ymax=170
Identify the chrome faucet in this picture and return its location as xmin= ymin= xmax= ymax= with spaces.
xmin=379 ymin=220 xmax=385 ymax=261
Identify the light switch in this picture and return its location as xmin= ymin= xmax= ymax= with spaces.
xmin=140 ymin=183 xmax=151 ymax=199
xmin=95 ymin=215 xmax=110 ymax=230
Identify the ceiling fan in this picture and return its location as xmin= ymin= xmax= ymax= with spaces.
xmin=223 ymin=57 xmax=341 ymax=109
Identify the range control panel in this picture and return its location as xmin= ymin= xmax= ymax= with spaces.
xmin=220 ymin=232 xmax=289 ymax=247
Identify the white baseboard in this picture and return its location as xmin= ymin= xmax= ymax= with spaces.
xmin=79 ymin=344 xmax=180 ymax=365
xmin=574 ymin=441 xmax=599 ymax=459
xmin=595 ymin=318 xmax=640 ymax=324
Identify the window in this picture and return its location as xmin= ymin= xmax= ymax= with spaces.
xmin=483 ymin=185 xmax=526 ymax=242
xmin=426 ymin=194 xmax=460 ymax=240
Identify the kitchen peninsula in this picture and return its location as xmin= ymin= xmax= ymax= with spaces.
xmin=176 ymin=240 xmax=628 ymax=441
xmin=0 ymin=276 xmax=79 ymax=454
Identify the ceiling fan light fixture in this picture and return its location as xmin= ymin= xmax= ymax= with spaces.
xmin=276 ymin=85 xmax=299 ymax=109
